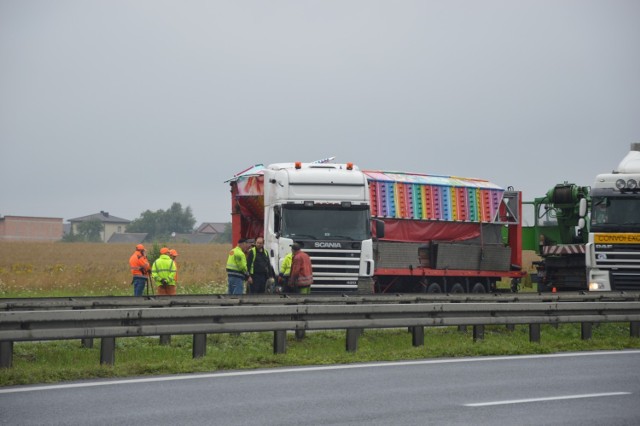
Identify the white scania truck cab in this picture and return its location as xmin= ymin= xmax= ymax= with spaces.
xmin=263 ymin=162 xmax=376 ymax=293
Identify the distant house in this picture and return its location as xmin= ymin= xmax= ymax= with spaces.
xmin=163 ymin=223 xmax=228 ymax=244
xmin=68 ymin=211 xmax=130 ymax=243
xmin=196 ymin=222 xmax=228 ymax=236
xmin=107 ymin=233 xmax=148 ymax=244
xmin=0 ymin=215 xmax=63 ymax=242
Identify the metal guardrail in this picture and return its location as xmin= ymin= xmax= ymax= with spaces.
xmin=2 ymin=291 xmax=640 ymax=311
xmin=1 ymin=296 xmax=640 ymax=368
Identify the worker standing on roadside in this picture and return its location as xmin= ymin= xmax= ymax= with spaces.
xmin=246 ymin=236 xmax=274 ymax=294
xmin=278 ymin=250 xmax=293 ymax=294
xmin=289 ymin=242 xmax=313 ymax=294
xmin=129 ymin=244 xmax=150 ymax=296
xmin=152 ymin=247 xmax=177 ymax=296
xmin=169 ymin=249 xmax=179 ymax=286
xmin=226 ymin=238 xmax=252 ymax=295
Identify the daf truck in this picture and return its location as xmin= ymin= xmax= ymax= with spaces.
xmin=588 ymin=143 xmax=640 ymax=291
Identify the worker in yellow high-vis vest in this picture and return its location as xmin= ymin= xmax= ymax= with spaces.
xmin=226 ymin=238 xmax=252 ymax=295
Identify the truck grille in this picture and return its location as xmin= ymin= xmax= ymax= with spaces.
xmin=594 ymin=244 xmax=640 ymax=291
xmin=304 ymin=247 xmax=361 ymax=291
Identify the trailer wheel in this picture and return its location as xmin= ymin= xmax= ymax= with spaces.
xmin=426 ymin=282 xmax=442 ymax=293
xmin=471 ymin=282 xmax=486 ymax=293
xmin=449 ymin=283 xmax=464 ymax=294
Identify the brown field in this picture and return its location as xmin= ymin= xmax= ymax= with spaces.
xmin=0 ymin=242 xmax=541 ymax=297
xmin=0 ymin=242 xmax=232 ymax=297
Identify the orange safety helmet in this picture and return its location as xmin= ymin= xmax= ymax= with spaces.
xmin=169 ymin=249 xmax=178 ymax=257
xmin=160 ymin=247 xmax=170 ymax=255
xmin=136 ymin=244 xmax=145 ymax=251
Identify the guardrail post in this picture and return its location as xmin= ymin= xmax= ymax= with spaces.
xmin=346 ymin=328 xmax=360 ymax=352
xmin=0 ymin=341 xmax=13 ymax=368
xmin=159 ymin=335 xmax=171 ymax=346
xmin=631 ymin=321 xmax=640 ymax=338
xmin=274 ymin=331 xmax=287 ymax=354
xmin=75 ymin=308 xmax=93 ymax=349
xmin=581 ymin=322 xmax=593 ymax=340
xmin=529 ymin=324 xmax=541 ymax=343
xmin=412 ymin=326 xmax=424 ymax=347
xmin=192 ymin=333 xmax=206 ymax=358
xmin=100 ymin=337 xmax=116 ymax=365
xmin=473 ymin=325 xmax=484 ymax=342
xmin=295 ymin=329 xmax=306 ymax=340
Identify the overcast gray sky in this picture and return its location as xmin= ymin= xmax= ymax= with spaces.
xmin=1 ymin=0 xmax=639 ymax=225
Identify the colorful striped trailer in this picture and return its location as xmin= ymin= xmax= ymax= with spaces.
xmin=228 ymin=163 xmax=526 ymax=294
xmin=363 ymin=170 xmax=525 ymax=294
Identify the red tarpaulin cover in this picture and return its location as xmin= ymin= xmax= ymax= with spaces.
xmin=377 ymin=218 xmax=481 ymax=243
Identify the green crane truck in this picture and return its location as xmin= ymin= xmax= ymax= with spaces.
xmin=523 ymin=183 xmax=590 ymax=292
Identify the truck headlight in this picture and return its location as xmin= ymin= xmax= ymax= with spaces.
xmin=588 ymin=282 xmax=606 ymax=291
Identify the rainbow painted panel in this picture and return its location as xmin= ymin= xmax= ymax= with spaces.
xmin=441 ymin=186 xmax=452 ymax=221
xmin=364 ymin=170 xmax=504 ymax=223
xmin=467 ymin=188 xmax=478 ymax=222
xmin=411 ymin=184 xmax=422 ymax=219
xmin=395 ymin=183 xmax=406 ymax=219
xmin=456 ymin=187 xmax=468 ymax=221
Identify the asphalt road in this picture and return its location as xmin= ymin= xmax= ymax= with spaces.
xmin=1 ymin=350 xmax=639 ymax=426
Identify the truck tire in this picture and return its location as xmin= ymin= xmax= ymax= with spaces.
xmin=449 ymin=283 xmax=464 ymax=294
xmin=471 ymin=282 xmax=486 ymax=293
xmin=426 ymin=282 xmax=442 ymax=293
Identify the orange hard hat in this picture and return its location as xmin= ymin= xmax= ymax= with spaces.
xmin=160 ymin=247 xmax=170 ymax=255
xmin=169 ymin=249 xmax=178 ymax=257
xmin=136 ymin=244 xmax=145 ymax=251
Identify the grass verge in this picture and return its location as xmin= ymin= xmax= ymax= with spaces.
xmin=2 ymin=323 xmax=639 ymax=387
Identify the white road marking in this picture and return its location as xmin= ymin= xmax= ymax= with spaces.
xmin=465 ymin=392 xmax=631 ymax=407
xmin=1 ymin=350 xmax=639 ymax=394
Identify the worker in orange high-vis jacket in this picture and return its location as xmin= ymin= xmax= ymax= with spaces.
xmin=129 ymin=244 xmax=150 ymax=296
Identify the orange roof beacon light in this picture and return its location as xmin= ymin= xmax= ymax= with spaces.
xmin=295 ymin=161 xmax=302 ymax=169
xmin=346 ymin=162 xmax=353 ymax=170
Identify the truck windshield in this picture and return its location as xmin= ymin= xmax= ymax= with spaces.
xmin=281 ymin=205 xmax=370 ymax=240
xmin=591 ymin=196 xmax=640 ymax=232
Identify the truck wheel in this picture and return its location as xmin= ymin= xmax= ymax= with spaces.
xmin=471 ymin=282 xmax=486 ymax=293
xmin=449 ymin=283 xmax=464 ymax=294
xmin=426 ymin=282 xmax=442 ymax=293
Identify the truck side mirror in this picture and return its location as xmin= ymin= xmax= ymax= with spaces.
xmin=579 ymin=198 xmax=587 ymax=217
xmin=578 ymin=218 xmax=585 ymax=230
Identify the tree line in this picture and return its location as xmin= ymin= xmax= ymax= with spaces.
xmin=62 ymin=202 xmax=231 ymax=243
